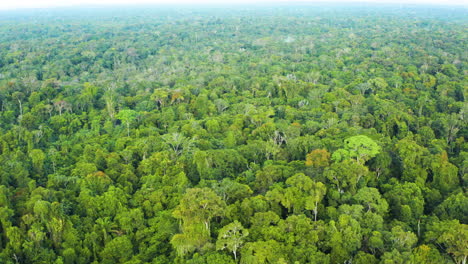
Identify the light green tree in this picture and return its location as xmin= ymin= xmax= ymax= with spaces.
xmin=216 ymin=221 xmax=249 ymax=260
xmin=332 ymin=135 xmax=381 ymax=164
xmin=171 ymin=188 xmax=225 ymax=256
xmin=426 ymin=220 xmax=468 ymax=264
xmin=116 ymin=109 xmax=138 ymax=137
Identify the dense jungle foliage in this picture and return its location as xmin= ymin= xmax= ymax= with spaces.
xmin=0 ymin=4 xmax=467 ymax=264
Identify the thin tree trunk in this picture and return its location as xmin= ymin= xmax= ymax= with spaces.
xmin=314 ymin=201 xmax=318 ymax=222
xmin=17 ymin=99 xmax=23 ymax=116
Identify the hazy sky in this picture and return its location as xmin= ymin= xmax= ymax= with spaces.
xmin=0 ymin=0 xmax=466 ymax=10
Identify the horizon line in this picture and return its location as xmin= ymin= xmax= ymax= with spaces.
xmin=1 ymin=1 xmax=467 ymax=12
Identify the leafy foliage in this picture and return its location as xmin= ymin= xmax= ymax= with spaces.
xmin=0 ymin=4 xmax=466 ymax=264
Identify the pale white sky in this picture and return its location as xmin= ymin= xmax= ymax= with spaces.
xmin=0 ymin=0 xmax=466 ymax=10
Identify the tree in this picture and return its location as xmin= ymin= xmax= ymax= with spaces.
xmin=78 ymin=82 xmax=99 ymax=110
xmin=332 ymin=135 xmax=381 ymax=164
xmin=395 ymin=137 xmax=429 ymax=185
xmin=163 ymin=133 xmax=194 ymax=157
xmin=326 ymin=214 xmax=362 ymax=263
xmin=12 ymin=91 xmax=25 ymax=117
xmin=53 ymin=100 xmax=71 ymax=116
xmin=151 ymin=88 xmax=169 ymax=109
xmin=116 ymin=109 xmax=138 ymax=137
xmin=389 ymin=226 xmax=418 ymax=252
xmin=212 ymin=178 xmax=253 ymax=204
xmin=100 ymin=235 xmax=133 ymax=263
xmin=430 ymin=152 xmax=460 ymax=195
xmin=253 ymin=163 xmax=294 ymax=193
xmin=425 ymin=220 xmax=468 ymax=264
xmin=216 ymin=221 xmax=249 ymax=260
xmin=266 ymin=173 xmax=326 ymax=217
xmin=384 ymin=182 xmax=424 ymax=223
xmin=368 ymin=151 xmax=392 ymax=180
xmin=305 ymin=149 xmax=330 ymax=168
xmin=434 ymin=192 xmax=468 ymax=223
xmin=103 ymin=85 xmax=119 ymax=119
xmin=368 ymin=77 xmax=388 ymax=92
xmin=410 ymin=245 xmax=446 ymax=264
xmin=171 ymin=188 xmax=225 ymax=256
xmin=29 ymin=149 xmax=46 ymax=177
xmin=241 ymin=240 xmax=286 ymax=264
xmin=353 ymin=187 xmax=388 ymax=215
xmin=325 ymin=159 xmax=369 ymax=194
xmin=306 ymin=180 xmax=327 ymax=222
